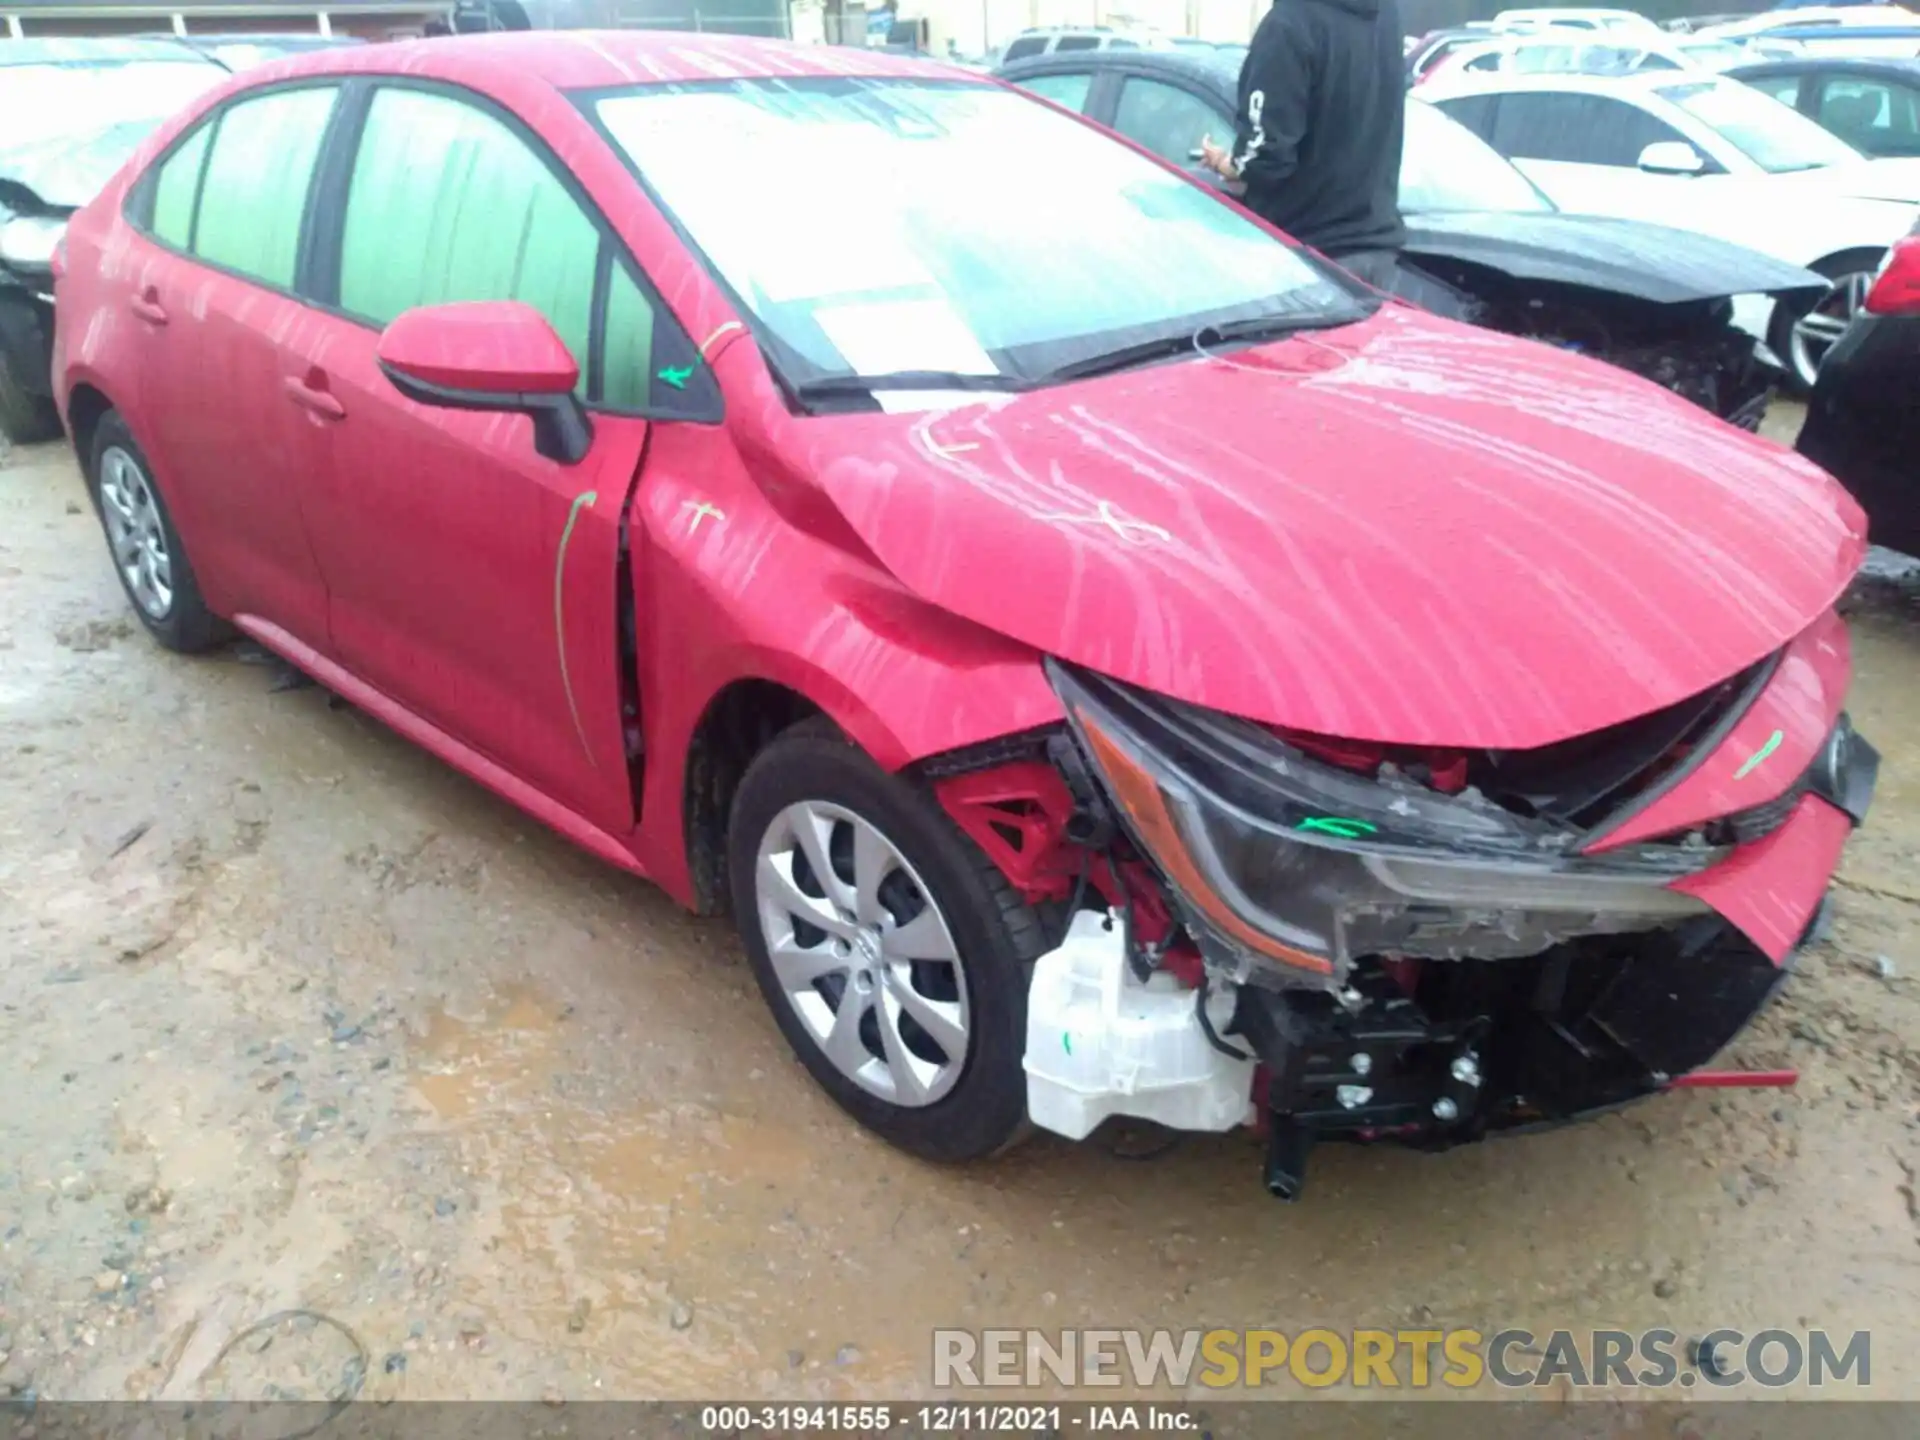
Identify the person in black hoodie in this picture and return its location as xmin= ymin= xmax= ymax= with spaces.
xmin=1199 ymin=0 xmax=1407 ymax=287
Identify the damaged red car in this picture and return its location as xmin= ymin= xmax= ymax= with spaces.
xmin=54 ymin=33 xmax=1878 ymax=1198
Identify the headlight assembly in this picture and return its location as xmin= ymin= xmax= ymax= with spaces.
xmin=0 ymin=215 xmax=68 ymax=272
xmin=1050 ymin=663 xmax=1720 ymax=987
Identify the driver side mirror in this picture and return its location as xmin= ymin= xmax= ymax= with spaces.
xmin=1637 ymin=140 xmax=1708 ymax=176
xmin=376 ymin=300 xmax=594 ymax=465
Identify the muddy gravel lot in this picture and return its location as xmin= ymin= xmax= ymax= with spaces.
xmin=3 ymin=418 xmax=1920 ymax=1406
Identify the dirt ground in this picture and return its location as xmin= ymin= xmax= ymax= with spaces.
xmin=3 ymin=409 xmax=1919 ymax=1407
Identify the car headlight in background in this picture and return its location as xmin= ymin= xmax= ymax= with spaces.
xmin=0 ymin=215 xmax=69 ymax=272
xmin=1050 ymin=663 xmax=1720 ymax=988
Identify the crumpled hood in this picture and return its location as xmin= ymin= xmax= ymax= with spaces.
xmin=801 ymin=305 xmax=1865 ymax=751
xmin=1402 ymin=211 xmax=1828 ymax=304
xmin=0 ymin=120 xmax=161 ymax=214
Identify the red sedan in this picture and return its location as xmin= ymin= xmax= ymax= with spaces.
xmin=53 ymin=32 xmax=1876 ymax=1198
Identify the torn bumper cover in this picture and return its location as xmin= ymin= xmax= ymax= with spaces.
xmin=1041 ymin=650 xmax=1876 ymax=1193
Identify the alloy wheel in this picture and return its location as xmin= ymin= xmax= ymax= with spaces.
xmin=753 ymin=800 xmax=970 ymax=1108
xmin=98 ymin=445 xmax=173 ymax=620
xmin=1789 ymin=269 xmax=1872 ymax=389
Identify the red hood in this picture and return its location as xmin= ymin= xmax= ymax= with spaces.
xmin=790 ymin=306 xmax=1865 ymax=750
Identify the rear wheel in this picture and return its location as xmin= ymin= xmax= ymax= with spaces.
xmin=89 ymin=411 xmax=225 ymax=653
xmin=727 ymin=723 xmax=1045 ymax=1161
xmin=1772 ymin=250 xmax=1882 ymax=393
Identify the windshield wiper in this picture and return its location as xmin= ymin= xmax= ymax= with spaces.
xmin=1042 ymin=312 xmax=1357 ymax=385
xmin=791 ymin=370 xmax=1026 ymax=401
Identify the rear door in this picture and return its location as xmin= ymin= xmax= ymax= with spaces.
xmin=285 ymin=80 xmax=718 ymax=832
xmin=120 ymin=82 xmax=343 ymax=644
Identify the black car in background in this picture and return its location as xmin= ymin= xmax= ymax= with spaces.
xmin=0 ymin=39 xmax=228 ymax=443
xmin=996 ymin=47 xmax=1828 ymax=427
xmin=1799 ymin=219 xmax=1920 ymax=554
xmin=1728 ymin=56 xmax=1920 ymax=158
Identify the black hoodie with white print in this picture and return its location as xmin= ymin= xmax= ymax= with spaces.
xmin=1230 ymin=0 xmax=1406 ymax=258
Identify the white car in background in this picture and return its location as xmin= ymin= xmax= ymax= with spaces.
xmin=1490 ymin=7 xmax=1663 ymax=35
xmin=1424 ymin=70 xmax=1920 ymax=386
xmin=1423 ymin=32 xmax=1767 ymax=82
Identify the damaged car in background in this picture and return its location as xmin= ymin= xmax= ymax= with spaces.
xmin=56 ymin=34 xmax=1876 ymax=1201
xmin=0 ymin=39 xmax=227 ymax=442
xmin=1423 ymin=70 xmax=1920 ymax=390
xmin=996 ymin=48 xmax=1826 ymax=427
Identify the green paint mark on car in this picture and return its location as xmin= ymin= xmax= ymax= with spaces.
xmin=1735 ymin=728 xmax=1785 ymax=781
xmin=554 ymin=489 xmax=600 ymax=765
xmin=1063 ymin=1033 xmax=1073 ymax=1057
xmin=657 ymin=364 xmax=693 ymax=390
xmin=1297 ymin=816 xmax=1379 ymax=840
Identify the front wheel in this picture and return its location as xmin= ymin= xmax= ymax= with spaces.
xmin=727 ymin=724 xmax=1046 ymax=1161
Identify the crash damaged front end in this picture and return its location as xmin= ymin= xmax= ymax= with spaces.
xmin=936 ymin=614 xmax=1877 ymax=1198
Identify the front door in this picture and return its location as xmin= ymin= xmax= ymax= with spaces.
xmin=287 ymin=81 xmax=710 ymax=833
xmin=1104 ymin=73 xmax=1237 ymax=188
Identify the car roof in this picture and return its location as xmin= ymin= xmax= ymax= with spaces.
xmin=1422 ymin=68 xmax=1712 ymax=98
xmin=997 ymin=44 xmax=1235 ymax=89
xmin=1727 ymin=54 xmax=1920 ymax=78
xmin=237 ymin=29 xmax=981 ymax=89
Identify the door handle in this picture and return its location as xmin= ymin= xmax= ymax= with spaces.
xmin=129 ymin=288 xmax=168 ymax=325
xmin=282 ymin=375 xmax=346 ymax=420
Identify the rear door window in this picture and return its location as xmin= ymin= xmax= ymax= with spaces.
xmin=1017 ymin=72 xmax=1096 ymax=111
xmin=1002 ymin=36 xmax=1047 ymax=61
xmin=188 ymin=85 xmax=339 ymax=287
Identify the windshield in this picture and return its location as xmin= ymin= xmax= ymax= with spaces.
xmin=1674 ymin=39 xmax=1750 ymax=68
xmin=1400 ymin=99 xmax=1554 ymax=212
xmin=0 ymin=61 xmax=224 ymax=205
xmin=1656 ymin=78 xmax=1864 ymax=170
xmin=590 ymin=78 xmax=1367 ymax=389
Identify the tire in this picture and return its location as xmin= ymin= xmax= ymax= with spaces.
xmin=728 ymin=721 xmax=1048 ymax=1162
xmin=88 ymin=411 xmax=226 ymax=653
xmin=1769 ymin=250 xmax=1882 ymax=396
xmin=0 ymin=342 xmax=60 ymax=445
